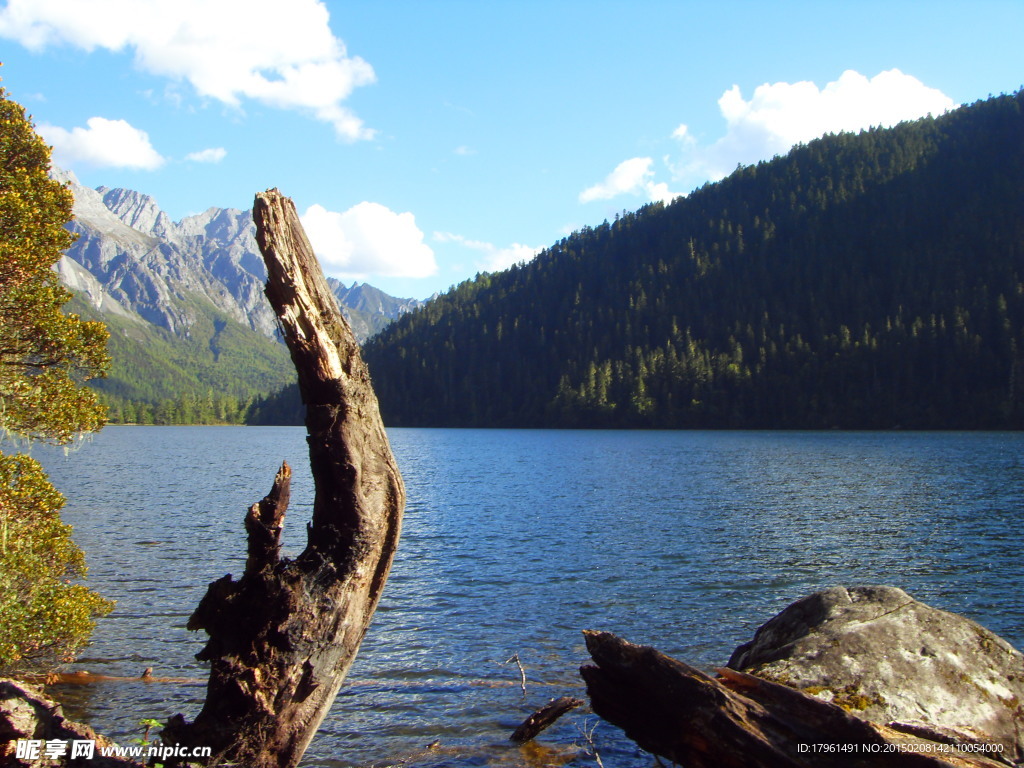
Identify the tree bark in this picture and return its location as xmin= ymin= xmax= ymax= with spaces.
xmin=163 ymin=189 xmax=405 ymax=768
xmin=580 ymin=631 xmax=1008 ymax=768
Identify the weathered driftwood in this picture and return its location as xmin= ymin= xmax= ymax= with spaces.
xmin=163 ymin=189 xmax=405 ymax=768
xmin=580 ymin=631 xmax=1008 ymax=768
xmin=509 ymin=696 xmax=585 ymax=744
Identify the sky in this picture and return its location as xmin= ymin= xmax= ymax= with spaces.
xmin=1 ymin=1 xmax=1022 ymax=300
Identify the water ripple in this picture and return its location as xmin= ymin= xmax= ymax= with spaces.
xmin=31 ymin=427 xmax=1024 ymax=767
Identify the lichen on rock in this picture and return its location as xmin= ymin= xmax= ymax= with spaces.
xmin=728 ymin=585 xmax=1024 ymax=763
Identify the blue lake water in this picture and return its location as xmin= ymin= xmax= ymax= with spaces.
xmin=30 ymin=427 xmax=1024 ymax=767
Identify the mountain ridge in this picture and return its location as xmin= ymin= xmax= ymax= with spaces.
xmin=52 ymin=170 xmax=424 ymax=421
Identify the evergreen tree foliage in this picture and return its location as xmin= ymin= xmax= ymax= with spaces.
xmin=247 ymin=382 xmax=304 ymax=425
xmin=0 ymin=80 xmax=112 ymax=674
xmin=66 ymin=292 xmax=295 ymax=425
xmin=363 ymin=91 xmax=1024 ymax=429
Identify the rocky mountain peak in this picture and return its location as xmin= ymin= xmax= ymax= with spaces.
xmin=98 ymin=186 xmax=172 ymax=237
xmin=177 ymin=207 xmax=252 ymax=243
xmin=54 ymin=168 xmax=423 ymax=344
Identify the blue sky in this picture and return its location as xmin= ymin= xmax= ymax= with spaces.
xmin=2 ymin=0 xmax=1022 ymax=299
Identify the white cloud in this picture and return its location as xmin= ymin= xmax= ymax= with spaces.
xmin=0 ymin=0 xmax=376 ymax=140
xmin=672 ymin=68 xmax=956 ymax=187
xmin=580 ymin=157 xmax=650 ymax=202
xmin=38 ymin=117 xmax=165 ymax=170
xmin=579 ymin=157 xmax=678 ymax=205
xmin=185 ymin=147 xmax=226 ymax=163
xmin=434 ymin=232 xmax=541 ymax=272
xmin=645 ymin=181 xmax=675 ymax=206
xmin=301 ymin=202 xmax=437 ymax=280
xmin=583 ymin=69 xmax=955 ymax=205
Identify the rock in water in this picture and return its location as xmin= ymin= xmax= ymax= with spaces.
xmin=728 ymin=585 xmax=1024 ymax=763
xmin=0 ymin=679 xmax=142 ymax=766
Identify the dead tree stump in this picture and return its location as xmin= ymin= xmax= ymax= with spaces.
xmin=163 ymin=189 xmax=405 ymax=768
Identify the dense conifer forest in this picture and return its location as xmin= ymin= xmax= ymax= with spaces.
xmin=68 ymin=295 xmax=294 ymax=425
xmin=357 ymin=90 xmax=1024 ymax=429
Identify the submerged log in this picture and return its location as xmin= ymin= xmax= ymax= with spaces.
xmin=580 ymin=631 xmax=1009 ymax=768
xmin=509 ymin=696 xmax=585 ymax=744
xmin=163 ymin=189 xmax=405 ymax=768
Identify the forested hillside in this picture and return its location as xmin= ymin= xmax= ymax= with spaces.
xmin=362 ymin=91 xmax=1024 ymax=429
xmin=67 ymin=293 xmax=293 ymax=424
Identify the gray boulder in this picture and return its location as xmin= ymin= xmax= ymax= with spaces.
xmin=728 ymin=585 xmax=1024 ymax=763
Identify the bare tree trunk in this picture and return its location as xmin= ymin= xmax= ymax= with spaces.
xmin=580 ymin=631 xmax=1008 ymax=768
xmin=163 ymin=189 xmax=405 ymax=768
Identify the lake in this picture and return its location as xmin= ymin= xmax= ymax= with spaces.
xmin=31 ymin=427 xmax=1024 ymax=767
